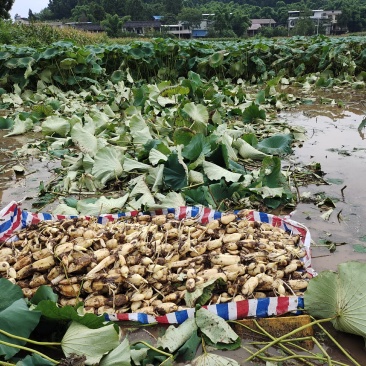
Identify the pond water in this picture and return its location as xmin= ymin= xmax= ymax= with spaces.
xmin=1 ymin=90 xmax=365 ymax=364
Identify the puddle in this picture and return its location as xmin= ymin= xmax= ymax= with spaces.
xmin=0 ymin=131 xmax=60 ymax=209
xmin=280 ymin=108 xmax=366 ymax=274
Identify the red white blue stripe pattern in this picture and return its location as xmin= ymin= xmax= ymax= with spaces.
xmin=105 ymin=297 xmax=304 ymax=324
xmin=0 ymin=201 xmax=311 ymax=324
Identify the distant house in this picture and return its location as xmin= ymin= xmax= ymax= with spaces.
xmin=247 ymin=19 xmax=276 ymax=36
xmin=161 ymin=22 xmax=191 ymax=38
xmin=14 ymin=14 xmax=29 ymax=24
xmin=122 ymin=21 xmax=162 ymax=35
xmin=192 ymin=14 xmax=214 ymax=38
xmin=288 ymin=10 xmax=343 ymax=35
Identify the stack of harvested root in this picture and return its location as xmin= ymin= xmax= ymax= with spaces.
xmin=0 ymin=212 xmax=310 ymax=316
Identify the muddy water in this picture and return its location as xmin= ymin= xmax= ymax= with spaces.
xmin=0 ymin=131 xmax=60 ymax=207
xmin=280 ymin=100 xmax=366 ymax=364
xmin=281 ymin=105 xmax=366 ymax=272
xmin=1 ymin=93 xmax=366 ymax=363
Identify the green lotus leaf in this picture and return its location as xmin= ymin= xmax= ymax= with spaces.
xmin=60 ymin=58 xmax=78 ymax=70
xmin=71 ymin=123 xmax=98 ymax=156
xmin=163 ymin=153 xmax=188 ymax=190
xmin=39 ymin=47 xmax=64 ymax=59
xmin=0 ymin=51 xmax=12 ymax=61
xmin=234 ymin=139 xmax=269 ymax=160
xmin=5 ymin=58 xmax=19 ymax=69
xmin=196 ymin=307 xmax=239 ymax=345
xmin=76 ymin=194 xmax=129 ymax=215
xmin=0 ymin=298 xmax=41 ymax=360
xmin=128 ymin=177 xmax=155 ymax=209
xmin=100 ymin=337 xmax=130 ymax=366
xmin=42 ymin=116 xmax=70 ymax=137
xmin=305 ymin=262 xmax=366 ymax=342
xmin=123 ymin=157 xmax=151 ymax=172
xmin=61 ymin=322 xmax=119 ymax=365
xmin=182 ymin=133 xmax=211 ymax=161
xmin=192 ymin=353 xmax=240 ymax=366
xmin=4 ymin=117 xmax=33 ymax=137
xmin=149 ymin=148 xmax=168 ymax=165
xmin=129 ymin=113 xmax=153 ymax=145
xmin=242 ymin=102 xmax=266 ymax=123
xmin=209 ymin=51 xmax=225 ymax=68
xmin=92 ymin=146 xmax=124 ymax=185
xmin=156 ymin=317 xmax=197 ymax=353
xmin=0 ymin=117 xmax=14 ymax=130
xmin=202 ymin=161 xmax=242 ymax=183
xmin=256 ymin=134 xmax=293 ymax=155
xmin=183 ymin=102 xmax=209 ymax=124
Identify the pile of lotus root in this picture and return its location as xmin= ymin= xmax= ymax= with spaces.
xmin=0 ymin=212 xmax=310 ymax=316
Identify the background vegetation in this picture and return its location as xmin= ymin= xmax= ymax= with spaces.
xmin=3 ymin=0 xmax=366 ymax=38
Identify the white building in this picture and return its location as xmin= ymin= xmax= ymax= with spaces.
xmin=288 ymin=10 xmax=343 ymax=35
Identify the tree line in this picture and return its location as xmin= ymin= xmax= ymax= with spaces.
xmin=3 ymin=0 xmax=366 ymax=36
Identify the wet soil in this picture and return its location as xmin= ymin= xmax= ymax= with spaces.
xmin=1 ymin=89 xmax=366 ymax=364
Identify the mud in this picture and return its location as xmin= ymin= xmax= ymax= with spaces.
xmin=1 ymin=90 xmax=366 ymax=364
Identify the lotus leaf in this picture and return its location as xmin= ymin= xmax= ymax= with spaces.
xmin=183 ymin=102 xmax=209 ymax=124
xmin=256 ymin=134 xmax=293 ymax=155
xmin=193 ymin=353 xmax=240 ymax=366
xmin=71 ymin=123 xmax=98 ymax=156
xmin=61 ymin=322 xmax=119 ymax=365
xmin=304 ymin=262 xmax=366 ymax=343
xmin=100 ymin=337 xmax=130 ymax=366
xmin=202 ymin=161 xmax=242 ymax=183
xmin=42 ymin=116 xmax=70 ymax=137
xmin=91 ymin=146 xmax=124 ymax=185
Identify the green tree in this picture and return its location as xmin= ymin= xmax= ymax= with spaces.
xmin=231 ymin=11 xmax=251 ymax=37
xmin=259 ymin=25 xmax=288 ymax=37
xmin=102 ymin=0 xmax=125 ymax=16
xmin=164 ymin=0 xmax=183 ymax=15
xmin=35 ymin=8 xmax=54 ymax=21
xmin=207 ymin=6 xmax=249 ymax=38
xmin=337 ymin=4 xmax=366 ymax=32
xmin=28 ymin=9 xmax=36 ymax=21
xmin=162 ymin=13 xmax=178 ymax=25
xmin=291 ymin=17 xmax=316 ymax=35
xmin=71 ymin=5 xmax=89 ymax=21
xmin=125 ymin=0 xmax=146 ymax=20
xmin=178 ymin=7 xmax=202 ymax=28
xmin=101 ymin=14 xmax=130 ymax=37
xmin=0 ymin=0 xmax=14 ymax=19
xmin=71 ymin=2 xmax=106 ymax=22
xmin=48 ymin=0 xmax=78 ymax=20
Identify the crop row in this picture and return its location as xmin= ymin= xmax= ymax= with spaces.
xmin=0 ymin=36 xmax=365 ymax=91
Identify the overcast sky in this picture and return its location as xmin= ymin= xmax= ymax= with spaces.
xmin=10 ymin=0 xmax=49 ymax=18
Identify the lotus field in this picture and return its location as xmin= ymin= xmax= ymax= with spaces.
xmin=1 ymin=35 xmax=366 ymax=213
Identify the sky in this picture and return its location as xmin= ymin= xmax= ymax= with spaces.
xmin=9 ymin=0 xmax=49 ymax=19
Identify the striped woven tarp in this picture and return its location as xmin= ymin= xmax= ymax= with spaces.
xmin=0 ymin=201 xmax=313 ymax=324
xmin=105 ymin=296 xmax=304 ymax=324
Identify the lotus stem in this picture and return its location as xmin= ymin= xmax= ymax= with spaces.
xmin=131 ymin=340 xmax=173 ymax=360
xmin=245 ymin=316 xmax=335 ymax=362
xmin=0 ymin=361 xmax=15 ymax=366
xmin=201 ymin=335 xmax=207 ymax=354
xmin=313 ymin=317 xmax=362 ymax=366
xmin=0 ymin=329 xmax=61 ymax=347
xmin=228 ymin=320 xmax=266 ymax=337
xmin=0 ymin=340 xmax=58 ymax=364
xmin=252 ymin=319 xmax=314 ymax=366
xmin=311 ymin=336 xmax=332 ymax=366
